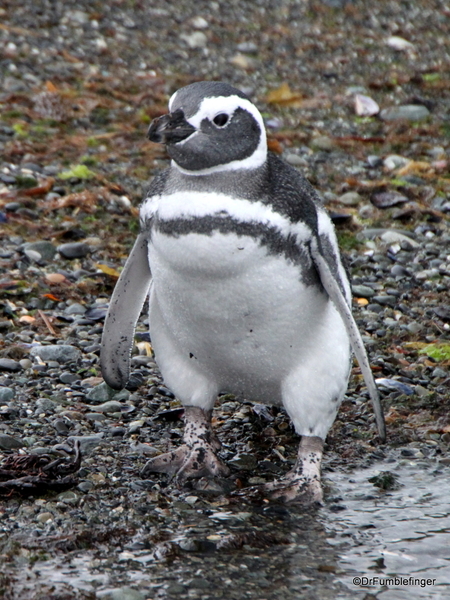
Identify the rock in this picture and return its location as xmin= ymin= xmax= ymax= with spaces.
xmin=386 ymin=36 xmax=414 ymax=51
xmin=65 ymin=303 xmax=86 ymax=315
xmin=228 ymin=454 xmax=258 ymax=470
xmin=22 ymin=241 xmax=56 ymax=262
xmin=0 ymin=358 xmax=21 ymax=372
xmin=66 ymin=433 xmax=104 ymax=454
xmin=30 ymin=344 xmax=81 ymax=363
xmin=372 ymin=295 xmax=397 ymax=306
xmin=60 ymin=372 xmax=78 ymax=384
xmin=351 ymin=285 xmax=375 ymax=298
xmin=380 ymin=231 xmax=419 ymax=248
xmin=58 ymin=242 xmax=91 ymax=259
xmin=19 ymin=358 xmax=32 ymax=369
xmin=380 ymin=105 xmax=430 ymax=122
xmin=285 ymin=153 xmax=308 ymax=167
xmin=85 ymin=382 xmax=130 ymax=404
xmin=371 ymin=191 xmax=409 ymax=208
xmin=310 ymin=136 xmax=335 ymax=151
xmin=383 ymin=155 xmax=411 ymax=170
xmin=96 ymin=588 xmax=145 ymax=600
xmin=0 ymin=387 xmax=14 ymax=402
xmin=95 ymin=400 xmax=125 ymax=413
xmin=338 ymin=191 xmax=362 ymax=206
xmin=0 ymin=433 xmax=24 ymax=450
xmin=181 ymin=31 xmax=207 ymax=48
xmin=36 ymin=512 xmax=53 ymax=524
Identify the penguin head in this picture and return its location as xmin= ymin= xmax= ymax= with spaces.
xmin=148 ymin=81 xmax=267 ymax=175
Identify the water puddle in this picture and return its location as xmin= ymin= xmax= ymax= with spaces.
xmin=324 ymin=458 xmax=450 ymax=599
xmin=4 ymin=458 xmax=450 ymax=599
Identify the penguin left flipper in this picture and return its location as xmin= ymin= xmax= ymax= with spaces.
xmin=310 ymin=238 xmax=386 ymax=442
xmin=101 ymin=232 xmax=152 ymax=390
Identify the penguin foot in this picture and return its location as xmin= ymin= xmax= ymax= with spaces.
xmin=264 ymin=435 xmax=324 ymax=504
xmin=141 ymin=406 xmax=229 ymax=481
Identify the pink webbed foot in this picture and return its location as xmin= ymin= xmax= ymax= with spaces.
xmin=263 ymin=436 xmax=324 ymax=504
xmin=141 ymin=406 xmax=230 ymax=482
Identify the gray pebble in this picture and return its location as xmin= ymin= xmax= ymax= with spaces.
xmin=85 ymin=412 xmax=108 ymax=421
xmin=95 ymin=400 xmax=126 ymax=413
xmin=0 ymin=433 xmax=24 ymax=450
xmin=372 ymin=295 xmax=397 ymax=306
xmin=65 ymin=303 xmax=86 ymax=315
xmin=58 ymin=242 xmax=91 ymax=259
xmin=86 ymin=382 xmax=130 ymax=404
xmin=0 ymin=387 xmax=14 ymax=402
xmin=0 ymin=358 xmax=21 ymax=372
xmin=22 ymin=241 xmax=56 ymax=262
xmin=228 ymin=453 xmax=258 ymax=470
xmin=60 ymin=372 xmax=79 ymax=384
xmin=432 ymin=367 xmax=447 ymax=379
xmin=96 ymin=588 xmax=145 ymax=600
xmin=338 ymin=191 xmax=362 ymax=206
xmin=19 ymin=358 xmax=32 ymax=369
xmin=66 ymin=433 xmax=104 ymax=454
xmin=352 ymin=285 xmax=375 ymax=298
xmin=30 ymin=344 xmax=81 ymax=363
xmin=380 ymin=105 xmax=430 ymax=122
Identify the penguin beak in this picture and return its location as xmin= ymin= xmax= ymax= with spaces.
xmin=147 ymin=108 xmax=196 ymax=144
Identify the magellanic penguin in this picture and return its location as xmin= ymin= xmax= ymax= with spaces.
xmin=101 ymin=81 xmax=386 ymax=503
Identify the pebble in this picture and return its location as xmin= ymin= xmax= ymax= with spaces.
xmin=65 ymin=303 xmax=86 ymax=315
xmin=383 ymin=155 xmax=411 ymax=170
xmin=338 ymin=191 xmax=362 ymax=206
xmin=352 ymin=285 xmax=375 ymax=298
xmin=30 ymin=344 xmax=81 ymax=363
xmin=380 ymin=105 xmax=430 ymax=122
xmin=0 ymin=358 xmax=21 ymax=372
xmin=86 ymin=382 xmax=130 ymax=404
xmin=310 ymin=136 xmax=335 ymax=151
xmin=0 ymin=433 xmax=24 ymax=450
xmin=36 ymin=512 xmax=53 ymax=524
xmin=21 ymin=241 xmax=56 ymax=262
xmin=180 ymin=31 xmax=207 ymax=48
xmin=58 ymin=242 xmax=91 ymax=259
xmin=0 ymin=387 xmax=14 ymax=402
xmin=96 ymin=588 xmax=145 ymax=600
xmin=66 ymin=433 xmax=104 ymax=454
xmin=60 ymin=372 xmax=79 ymax=384
xmin=228 ymin=454 xmax=258 ymax=470
xmin=95 ymin=400 xmax=125 ymax=413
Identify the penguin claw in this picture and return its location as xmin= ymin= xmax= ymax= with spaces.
xmin=141 ymin=443 xmax=230 ymax=481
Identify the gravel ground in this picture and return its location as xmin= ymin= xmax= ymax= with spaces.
xmin=1 ymin=1 xmax=450 ymax=598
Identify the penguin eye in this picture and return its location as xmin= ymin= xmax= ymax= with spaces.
xmin=212 ymin=113 xmax=229 ymax=127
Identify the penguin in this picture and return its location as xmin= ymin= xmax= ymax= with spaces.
xmin=100 ymin=81 xmax=386 ymax=503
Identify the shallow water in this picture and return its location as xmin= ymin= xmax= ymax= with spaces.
xmin=325 ymin=459 xmax=450 ymax=600
xmin=5 ymin=457 xmax=450 ymax=599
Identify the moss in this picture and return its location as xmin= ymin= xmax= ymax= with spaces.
xmin=58 ymin=164 xmax=95 ymax=180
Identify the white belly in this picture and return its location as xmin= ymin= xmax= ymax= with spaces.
xmin=147 ymin=229 xmax=350 ymax=406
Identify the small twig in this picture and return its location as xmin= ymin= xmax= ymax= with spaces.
xmin=38 ymin=309 xmax=57 ymax=335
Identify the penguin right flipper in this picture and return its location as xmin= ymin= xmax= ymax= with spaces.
xmin=100 ymin=232 xmax=152 ymax=390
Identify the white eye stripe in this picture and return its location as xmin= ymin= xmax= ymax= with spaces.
xmin=186 ymin=95 xmax=264 ymax=132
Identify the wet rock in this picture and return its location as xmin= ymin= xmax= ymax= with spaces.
xmin=0 ymin=387 xmax=14 ymax=402
xmin=0 ymin=359 xmax=21 ymax=372
xmin=380 ymin=105 xmax=430 ymax=121
xmin=30 ymin=344 xmax=81 ymax=363
xmin=58 ymin=242 xmax=91 ymax=259
xmin=97 ymin=587 xmax=145 ymax=600
xmin=59 ymin=372 xmax=78 ymax=384
xmin=228 ymin=454 xmax=258 ymax=470
xmin=0 ymin=433 xmax=24 ymax=450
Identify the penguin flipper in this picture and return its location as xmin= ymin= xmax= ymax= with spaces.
xmin=311 ymin=240 xmax=386 ymax=442
xmin=100 ymin=232 xmax=151 ymax=390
